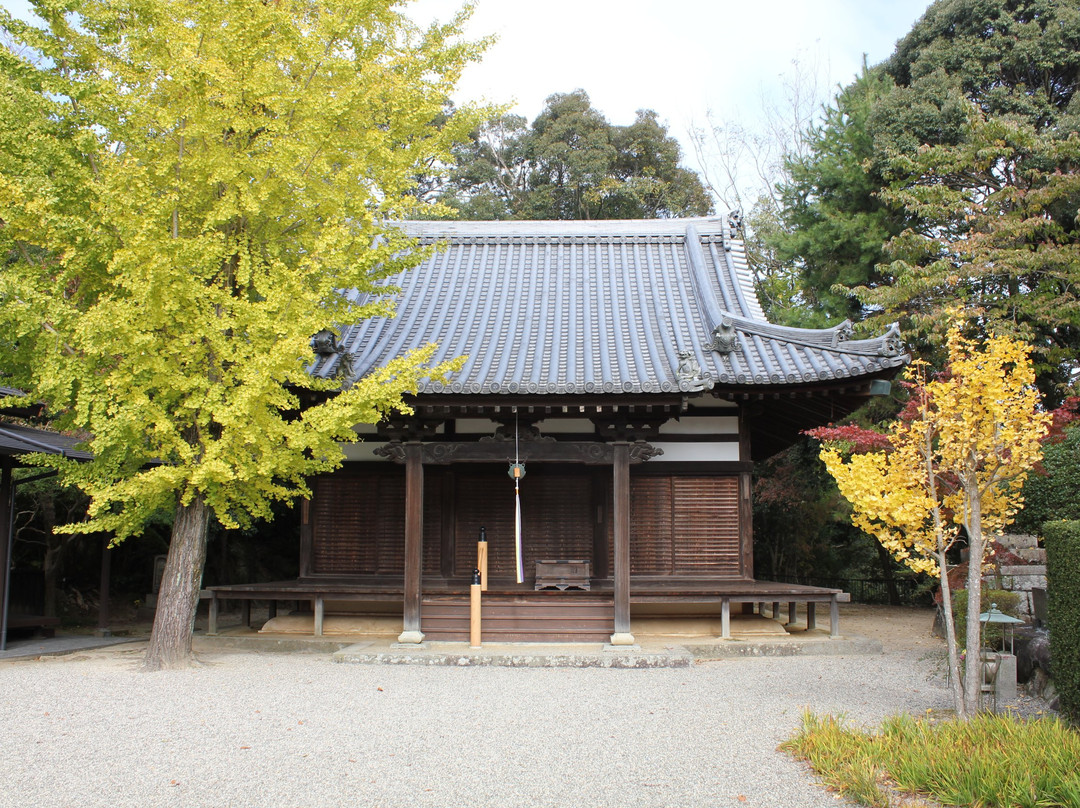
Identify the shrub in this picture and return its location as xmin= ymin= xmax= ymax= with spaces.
xmin=951 ymin=588 xmax=1021 ymax=652
xmin=1045 ymin=520 xmax=1080 ymax=724
xmin=783 ymin=710 xmax=1080 ymax=807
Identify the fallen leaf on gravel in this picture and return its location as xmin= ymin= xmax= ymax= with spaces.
xmin=240 ymin=746 xmax=251 ymax=750
xmin=737 ymin=796 xmax=747 ymax=802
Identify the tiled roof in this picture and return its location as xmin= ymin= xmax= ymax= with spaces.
xmin=313 ymin=217 xmax=907 ymax=395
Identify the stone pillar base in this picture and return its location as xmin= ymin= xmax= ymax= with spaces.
xmin=608 ymin=631 xmax=636 ymax=646
xmin=396 ymin=629 xmax=426 ymax=645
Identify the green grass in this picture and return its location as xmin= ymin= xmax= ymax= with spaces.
xmin=781 ymin=711 xmax=1080 ymax=807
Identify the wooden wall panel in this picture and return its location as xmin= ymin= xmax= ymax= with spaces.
xmin=672 ymin=477 xmax=740 ymax=574
xmin=629 ymin=477 xmax=672 ymax=573
xmin=311 ymin=471 xmax=378 ymax=575
xmin=455 ymin=470 xmax=517 ymax=576
xmin=375 ymin=475 xmax=405 ymax=575
xmin=310 ymin=465 xmax=742 ymax=580
xmin=617 ymin=474 xmax=742 ymax=576
xmin=423 ymin=473 xmax=443 ymax=574
xmin=453 ymin=468 xmax=593 ymax=579
xmin=522 ymin=470 xmax=593 ymax=568
xmin=309 ymin=468 xmax=442 ymax=576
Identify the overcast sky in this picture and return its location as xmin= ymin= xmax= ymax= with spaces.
xmin=410 ymin=1 xmax=933 ymax=147
xmin=3 ymin=0 xmax=935 ymax=186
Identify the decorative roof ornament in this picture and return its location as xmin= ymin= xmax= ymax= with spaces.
xmin=878 ymin=323 xmax=905 ymax=357
xmin=726 ymin=210 xmax=742 ymax=238
xmin=675 ymin=349 xmax=712 ymax=392
xmin=709 ymin=316 xmax=740 ymax=355
xmin=311 ymin=329 xmax=341 ymax=357
xmin=311 ymin=328 xmax=356 ymax=387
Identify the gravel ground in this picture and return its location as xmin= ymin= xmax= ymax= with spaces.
xmin=0 ymin=606 xmax=1040 ymax=808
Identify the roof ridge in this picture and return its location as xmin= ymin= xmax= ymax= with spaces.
xmin=396 ymin=217 xmax=731 ymax=237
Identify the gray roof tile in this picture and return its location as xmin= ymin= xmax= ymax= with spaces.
xmin=316 ymin=217 xmax=907 ymax=394
xmin=0 ymin=423 xmax=92 ymax=460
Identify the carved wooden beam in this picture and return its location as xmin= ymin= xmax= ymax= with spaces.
xmin=374 ymin=439 xmax=663 ymax=465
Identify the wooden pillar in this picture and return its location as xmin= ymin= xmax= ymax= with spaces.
xmin=95 ymin=535 xmax=112 ymax=637
xmin=0 ymin=461 xmax=12 ymax=652
xmin=739 ymin=473 xmax=754 ymax=579
xmin=610 ymin=442 xmax=634 ymax=645
xmin=398 ymin=442 xmax=425 ymax=644
xmin=208 ymin=593 xmax=219 ymax=636
xmin=738 ymin=407 xmax=754 ymax=579
xmin=298 ymin=498 xmax=312 ymax=578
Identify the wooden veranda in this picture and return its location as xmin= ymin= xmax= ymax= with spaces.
xmin=205 ymin=577 xmax=850 ymax=641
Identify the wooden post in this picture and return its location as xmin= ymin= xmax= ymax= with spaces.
xmin=721 ymin=598 xmax=731 ymax=639
xmin=0 ymin=461 xmax=11 ymax=652
xmin=298 ymin=498 xmax=312 ymax=578
xmin=610 ymin=442 xmax=634 ymax=645
xmin=787 ymin=601 xmax=797 ymax=627
xmin=398 ymin=442 xmax=425 ymax=644
xmin=470 ymin=569 xmax=482 ymax=648
xmin=208 ymin=593 xmax=219 ymax=636
xmin=477 ymin=528 xmax=488 ymax=591
xmin=807 ymin=602 xmax=817 ymax=631
xmin=830 ymin=596 xmax=840 ymax=638
xmin=314 ymin=595 xmax=324 ymax=637
xmin=96 ymin=535 xmax=111 ymax=637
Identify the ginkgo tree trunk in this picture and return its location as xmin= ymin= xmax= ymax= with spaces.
xmin=0 ymin=0 xmax=488 ymax=670
xmin=813 ymin=323 xmax=1049 ymax=717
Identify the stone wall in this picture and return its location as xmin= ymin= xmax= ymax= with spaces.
xmin=992 ymin=534 xmax=1047 ymax=622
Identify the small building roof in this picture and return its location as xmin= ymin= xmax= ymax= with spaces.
xmin=0 ymin=422 xmax=92 ymax=462
xmin=313 ymin=216 xmax=906 ymax=397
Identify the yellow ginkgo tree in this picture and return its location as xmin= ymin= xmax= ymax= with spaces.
xmin=814 ymin=323 xmax=1050 ymax=716
xmin=0 ymin=0 xmax=488 ymax=670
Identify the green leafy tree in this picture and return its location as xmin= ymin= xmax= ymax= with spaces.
xmin=768 ymin=0 xmax=1080 ymax=396
xmin=774 ymin=66 xmax=906 ymax=325
xmin=0 ymin=0 xmax=487 ymax=669
xmin=867 ymin=110 xmax=1080 ymax=397
xmin=436 ymin=90 xmax=712 ymax=220
xmin=1015 ymin=414 xmax=1080 ymax=531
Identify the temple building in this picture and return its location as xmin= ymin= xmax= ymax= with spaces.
xmin=209 ymin=216 xmax=907 ymax=645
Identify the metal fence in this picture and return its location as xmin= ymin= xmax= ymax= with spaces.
xmin=769 ymin=575 xmax=932 ymax=606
